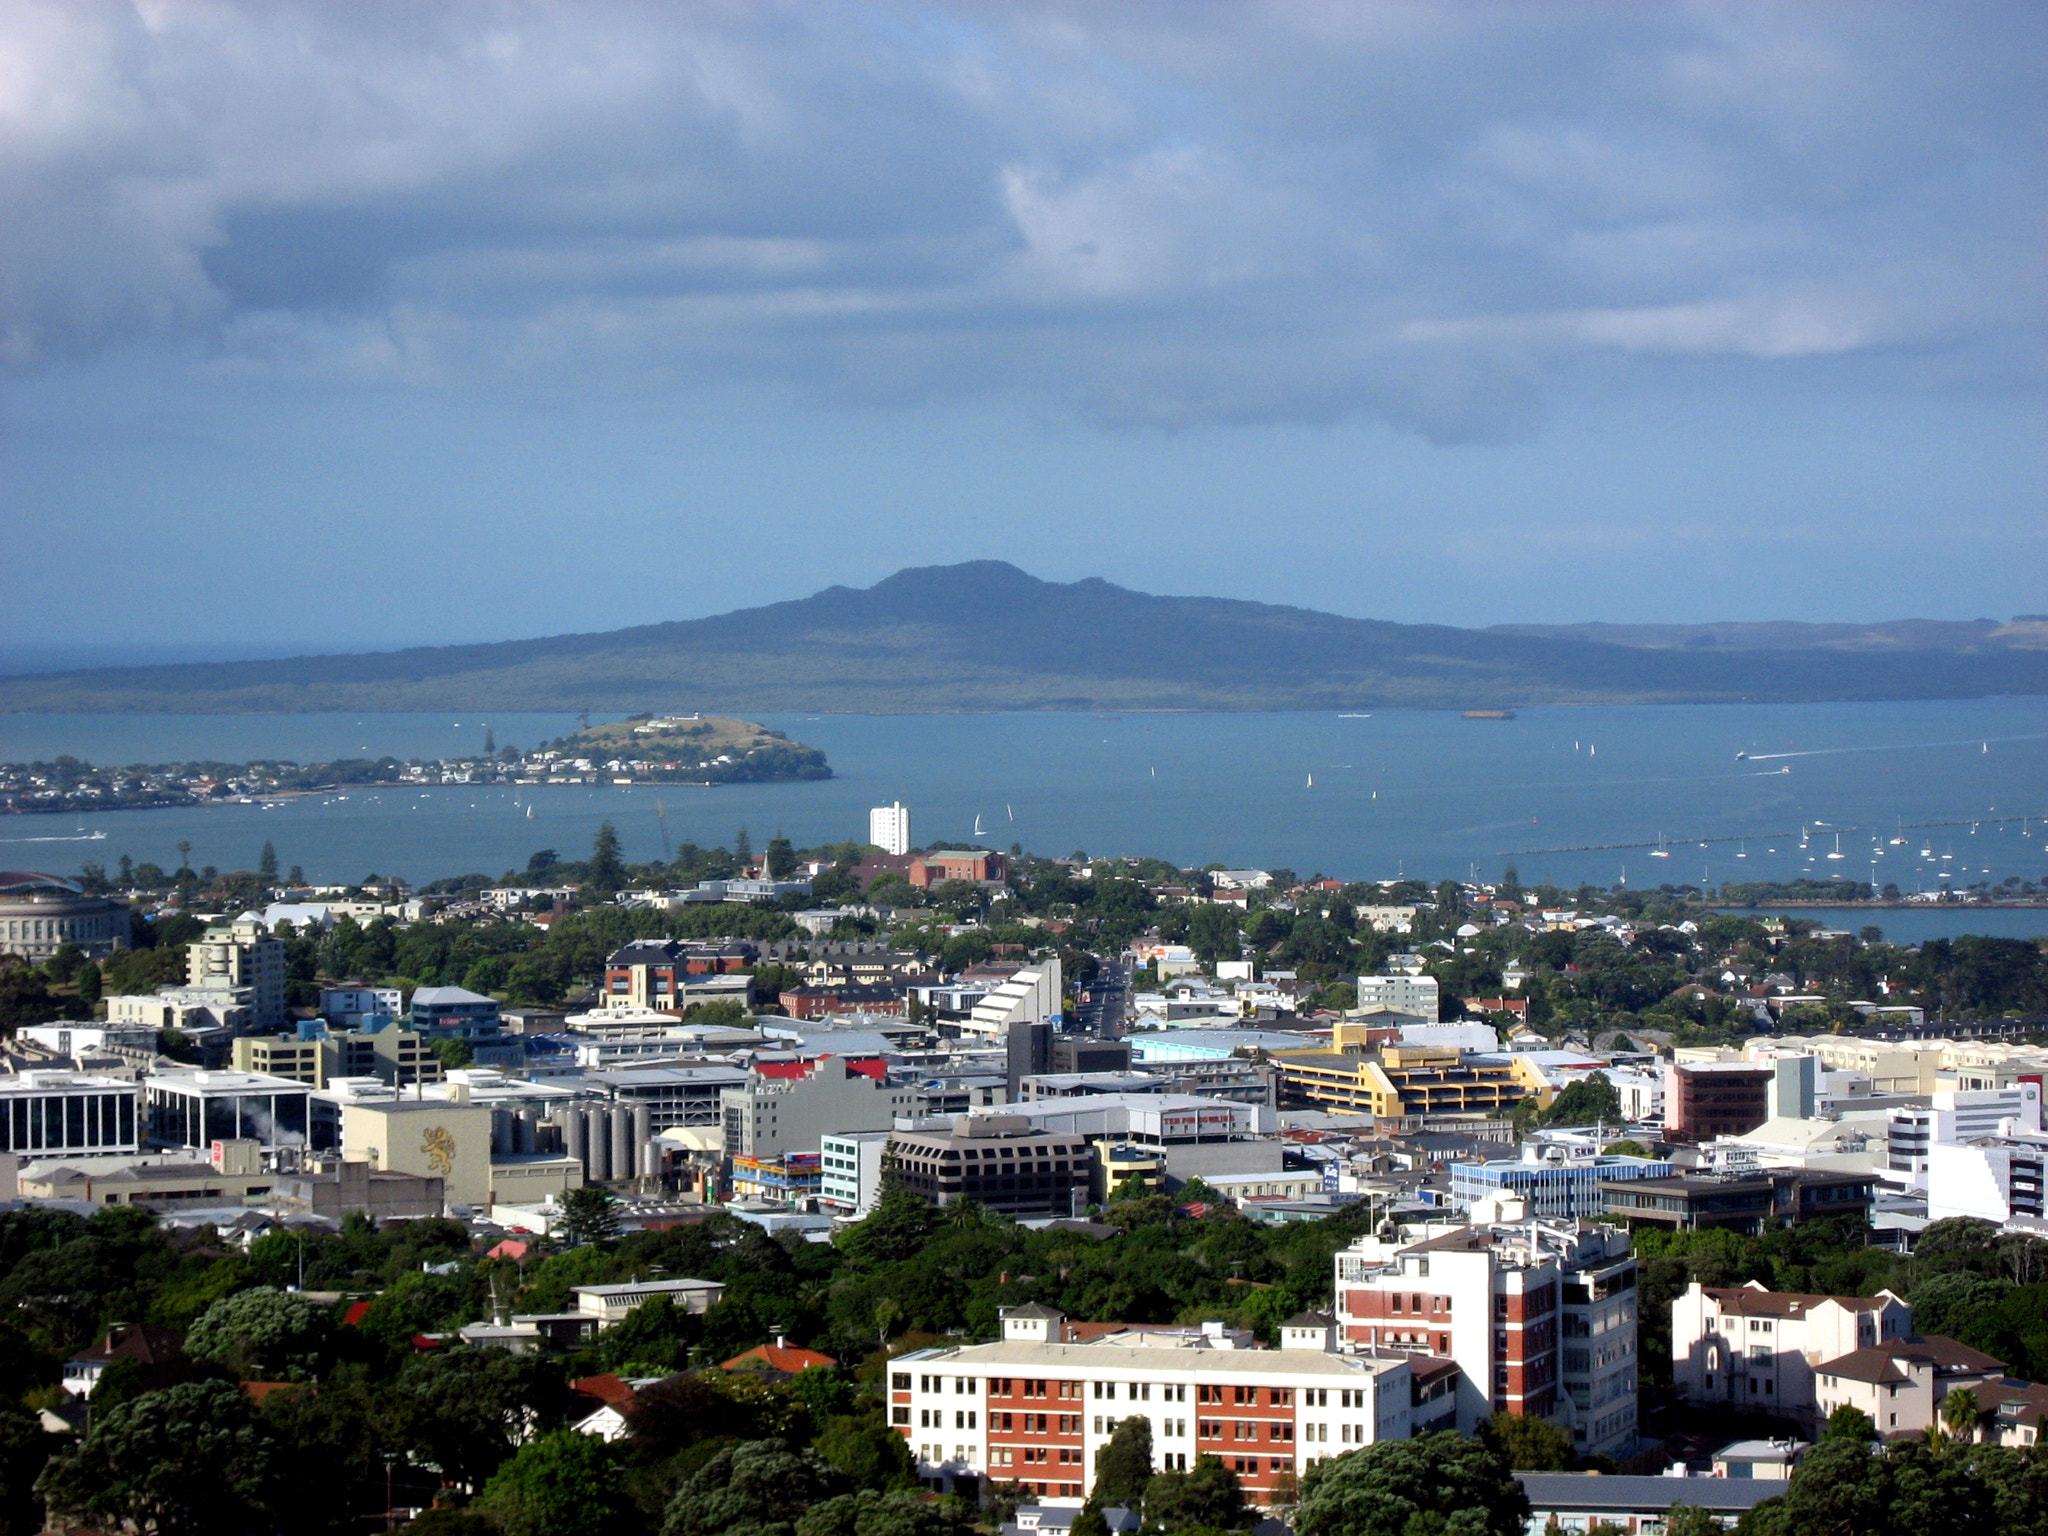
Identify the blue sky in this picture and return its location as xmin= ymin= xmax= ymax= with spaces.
xmin=1 ymin=1 xmax=2041 ymax=654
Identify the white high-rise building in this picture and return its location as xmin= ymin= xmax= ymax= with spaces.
xmin=869 ymin=802 xmax=912 ymax=856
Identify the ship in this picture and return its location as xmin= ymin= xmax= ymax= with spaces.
xmin=1462 ymin=710 xmax=1516 ymax=720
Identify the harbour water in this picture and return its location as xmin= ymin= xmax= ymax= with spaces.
xmin=1 ymin=697 xmax=2044 ymax=898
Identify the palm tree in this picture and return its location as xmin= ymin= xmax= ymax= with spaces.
xmin=1942 ymin=1385 xmax=1981 ymax=1444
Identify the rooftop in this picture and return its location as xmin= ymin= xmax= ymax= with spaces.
xmin=895 ymin=1339 xmax=1410 ymax=1378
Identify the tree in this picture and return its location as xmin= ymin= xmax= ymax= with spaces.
xmin=185 ymin=1285 xmax=331 ymax=1380
xmin=734 ymin=828 xmax=753 ymax=868
xmin=37 ymin=1380 xmax=284 ymax=1536
xmin=0 ymin=968 xmax=61 ymax=1033
xmin=796 ymin=1488 xmax=977 ymax=1536
xmin=1292 ymin=1432 xmax=1529 ymax=1536
xmin=662 ymin=1438 xmax=851 ymax=1536
xmin=1480 ymin=1411 xmax=1576 ymax=1471
xmin=1601 ymin=1139 xmax=1648 ymax=1158
xmin=835 ymin=1175 xmax=936 ymax=1267
xmin=559 ymin=1185 xmax=623 ymax=1247
xmin=76 ymin=959 xmax=102 ymax=1008
xmin=1089 ymin=1415 xmax=1154 ymax=1512
xmin=259 ymin=842 xmax=279 ymax=882
xmin=813 ymin=1415 xmax=918 ymax=1492
xmin=0 ymin=1404 xmax=48 ymax=1536
xmin=1661 ymin=1506 xmax=1723 ymax=1536
xmin=1823 ymin=1403 xmax=1877 ymax=1443
xmin=587 ymin=822 xmax=627 ymax=895
xmin=1941 ymin=1385 xmax=1982 ymax=1442
xmin=1142 ymin=1454 xmax=1249 ymax=1533
xmin=429 ymin=1037 xmax=474 ymax=1070
xmin=766 ymin=836 xmax=799 ymax=879
xmin=394 ymin=1350 xmax=571 ymax=1492
xmin=474 ymin=1429 xmax=632 ymax=1536
xmin=1542 ymin=1071 xmax=1622 ymax=1127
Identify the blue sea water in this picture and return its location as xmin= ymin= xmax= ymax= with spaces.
xmin=0 ymin=699 xmax=2043 ymax=903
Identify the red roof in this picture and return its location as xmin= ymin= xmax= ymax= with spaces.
xmin=722 ymin=1343 xmax=838 ymax=1374
xmin=342 ymin=1302 xmax=373 ymax=1328
xmin=570 ymin=1373 xmax=639 ymax=1408
xmin=487 ymin=1239 xmax=533 ymax=1261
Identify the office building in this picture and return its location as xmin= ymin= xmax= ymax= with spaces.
xmin=0 ymin=872 xmax=128 ymax=962
xmin=821 ymin=1129 xmax=895 ymax=1215
xmin=1355 ymin=975 xmax=1440 ymax=1020
xmin=966 ymin=1094 xmax=1282 ymax=1189
xmin=1604 ymin=1169 xmax=1876 ymax=1234
xmin=409 ymin=985 xmax=501 ymax=1034
xmin=0 ymin=1071 xmax=140 ymax=1156
xmin=231 ymin=1024 xmax=440 ymax=1089
xmin=1664 ymin=1062 xmax=1772 ymax=1141
xmin=892 ymin=1305 xmax=1413 ymax=1504
xmin=1334 ymin=1215 xmax=1640 ymax=1460
xmin=1449 ymin=1147 xmax=1673 ymax=1221
xmin=588 ymin=1065 xmax=752 ymax=1132
xmin=1272 ymin=1044 xmax=1532 ymax=1122
xmin=187 ymin=915 xmax=287 ymax=1030
xmin=1888 ymin=1085 xmax=2044 ymax=1185
xmin=1926 ymin=1129 xmax=2048 ymax=1224
xmin=144 ymin=1068 xmax=311 ymax=1154
xmin=319 ymin=985 xmax=403 ymax=1028
xmin=887 ymin=1115 xmax=1092 ymax=1219
xmin=719 ymin=1055 xmax=920 ymax=1161
xmin=341 ymin=1096 xmax=492 ymax=1208
xmin=1671 ymin=1281 xmax=1913 ymax=1430
xmin=870 ymin=802 xmax=912 ymax=857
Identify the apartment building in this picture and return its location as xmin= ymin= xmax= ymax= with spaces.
xmin=1671 ymin=1281 xmax=1912 ymax=1430
xmin=869 ymin=802 xmax=912 ymax=857
xmin=1604 ymin=1169 xmax=1876 ymax=1234
xmin=187 ymin=915 xmax=287 ymax=1030
xmin=891 ymin=1306 xmax=1413 ymax=1505
xmin=1333 ymin=1215 xmax=1640 ymax=1460
xmin=961 ymin=960 xmax=1063 ymax=1044
xmin=231 ymin=1025 xmax=440 ymax=1089
xmin=601 ymin=939 xmax=759 ymax=1011
xmin=1813 ymin=1336 xmax=2006 ymax=1439
xmin=820 ymin=1129 xmax=895 ymax=1215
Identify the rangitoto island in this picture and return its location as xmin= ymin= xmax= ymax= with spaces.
xmin=1 ymin=563 xmax=2043 ymax=715
xmin=0 ymin=714 xmax=830 ymax=816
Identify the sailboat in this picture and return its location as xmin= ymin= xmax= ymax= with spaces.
xmin=1827 ymin=834 xmax=1845 ymax=861
xmin=973 ymin=814 xmax=985 ymax=837
xmin=1305 ymin=772 xmax=1314 ymax=789
xmin=1006 ymin=804 xmax=1014 ymax=821
xmin=1650 ymin=832 xmax=1671 ymax=859
xmin=525 ymin=806 xmax=534 ymax=820
xmin=1736 ymin=840 xmax=1748 ymax=859
xmin=1889 ymin=819 xmax=1905 ymax=846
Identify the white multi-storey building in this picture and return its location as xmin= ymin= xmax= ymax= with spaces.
xmin=820 ymin=1129 xmax=894 ymax=1215
xmin=892 ymin=1306 xmax=1413 ymax=1506
xmin=963 ymin=961 xmax=1063 ymax=1042
xmin=870 ymin=802 xmax=912 ymax=857
xmin=1926 ymin=1128 xmax=2048 ymax=1224
xmin=187 ymin=915 xmax=288 ymax=1029
xmin=1670 ymin=1280 xmax=1912 ymax=1432
xmin=0 ymin=1072 xmax=141 ymax=1157
xmin=1888 ymin=1085 xmax=2043 ymax=1185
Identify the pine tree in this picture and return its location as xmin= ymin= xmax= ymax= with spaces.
xmin=587 ymin=823 xmax=627 ymax=895
xmin=259 ymin=841 xmax=279 ymax=882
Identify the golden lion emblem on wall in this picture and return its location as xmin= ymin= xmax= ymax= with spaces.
xmin=421 ymin=1125 xmax=456 ymax=1176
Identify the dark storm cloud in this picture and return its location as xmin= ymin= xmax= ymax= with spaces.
xmin=0 ymin=0 xmax=2039 ymax=439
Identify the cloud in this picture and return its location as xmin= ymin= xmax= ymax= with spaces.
xmin=0 ymin=0 xmax=2038 ymax=437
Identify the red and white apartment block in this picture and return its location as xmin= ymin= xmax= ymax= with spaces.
xmin=1333 ymin=1210 xmax=1639 ymax=1461
xmin=891 ymin=1306 xmax=1413 ymax=1505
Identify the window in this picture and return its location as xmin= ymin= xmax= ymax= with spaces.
xmin=892 ymin=1407 xmax=910 ymax=1425
xmin=892 ymin=1374 xmax=911 ymax=1391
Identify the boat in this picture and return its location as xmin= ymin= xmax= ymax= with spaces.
xmin=1735 ymin=750 xmax=1748 ymax=761
xmin=1006 ymin=804 xmax=1014 ymax=821
xmin=1305 ymin=772 xmax=1314 ymax=789
xmin=1736 ymin=840 xmax=1748 ymax=859
xmin=1463 ymin=710 xmax=1515 ymax=720
xmin=1827 ymin=834 xmax=1845 ymax=861
xmin=1649 ymin=832 xmax=1671 ymax=859
xmin=1889 ymin=819 xmax=1905 ymax=846
xmin=973 ymin=814 xmax=985 ymax=837
xmin=1338 ymin=713 xmax=1372 ymax=719
xmin=526 ymin=806 xmax=534 ymax=819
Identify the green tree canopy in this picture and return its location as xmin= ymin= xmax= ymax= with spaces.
xmin=813 ymin=1414 xmax=918 ymax=1492
xmin=1479 ymin=1410 xmax=1576 ymax=1472
xmin=474 ymin=1428 xmax=633 ymax=1536
xmin=1089 ymin=1415 xmax=1154 ymax=1512
xmin=587 ymin=822 xmax=628 ymax=895
xmin=1292 ymin=1432 xmax=1529 ymax=1536
xmin=1823 ymin=1404 xmax=1877 ymax=1443
xmin=37 ymin=1379 xmax=284 ymax=1536
xmin=185 ymin=1285 xmax=332 ymax=1381
xmin=795 ymin=1488 xmax=977 ymax=1536
xmin=1142 ymin=1453 xmax=1250 ymax=1533
xmin=559 ymin=1185 xmax=623 ymax=1247
xmin=662 ymin=1438 xmax=852 ymax=1536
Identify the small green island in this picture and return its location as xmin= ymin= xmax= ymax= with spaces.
xmin=0 ymin=713 xmax=830 ymax=816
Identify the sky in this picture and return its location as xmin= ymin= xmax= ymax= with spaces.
xmin=1 ymin=0 xmax=2042 ymax=659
